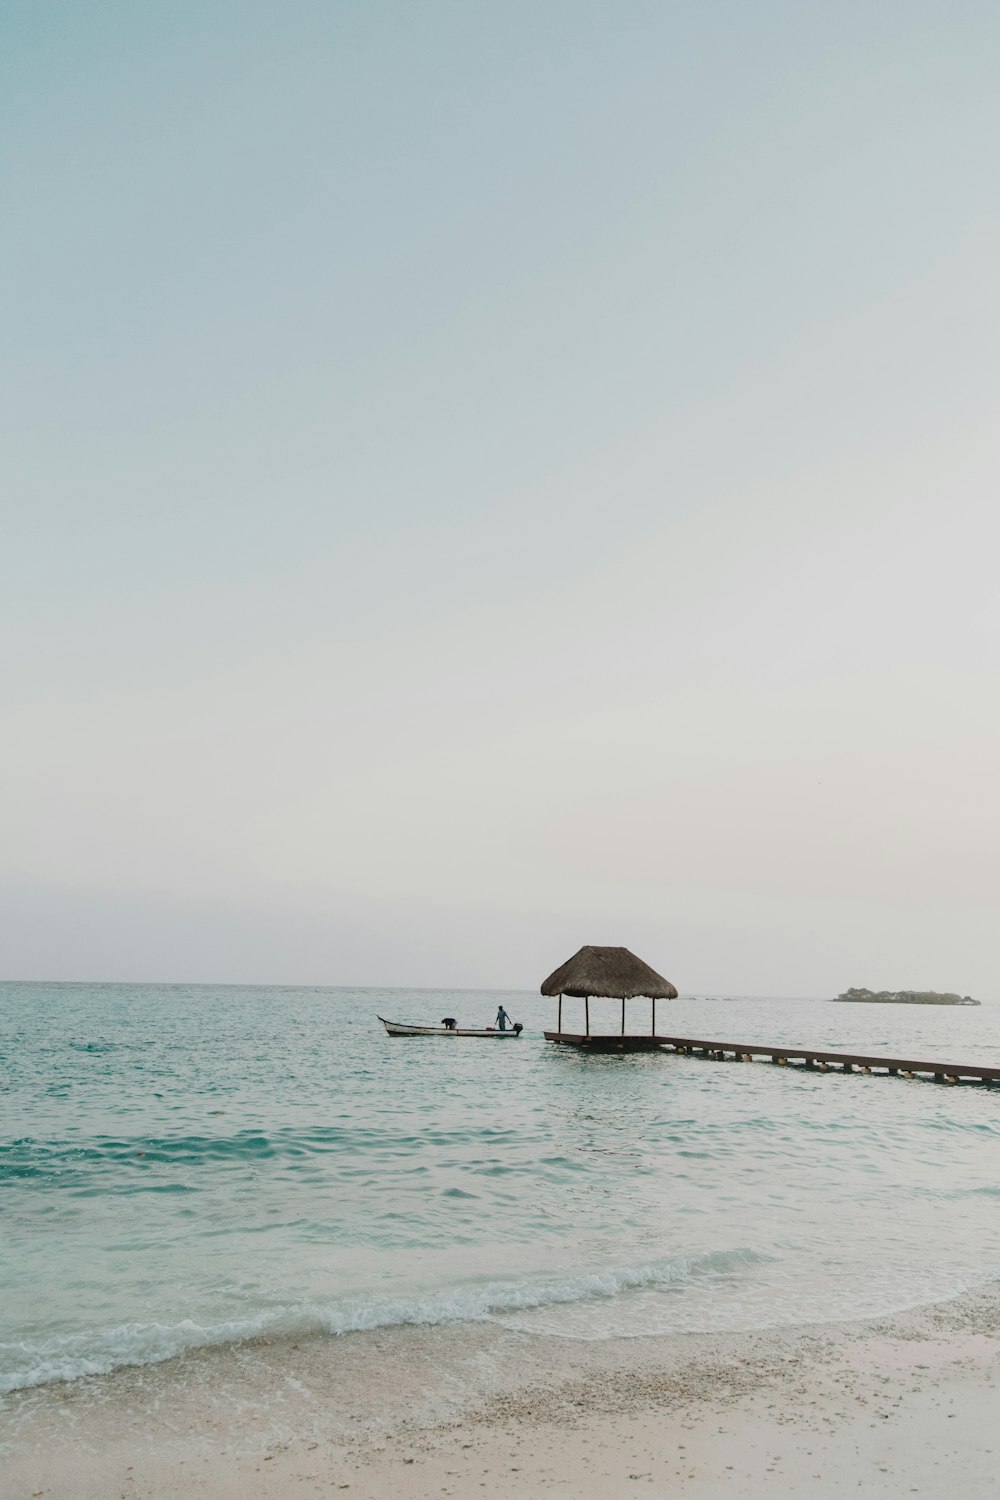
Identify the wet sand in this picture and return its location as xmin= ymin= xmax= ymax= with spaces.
xmin=4 ymin=1288 xmax=999 ymax=1499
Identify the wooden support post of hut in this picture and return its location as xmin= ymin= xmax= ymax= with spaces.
xmin=540 ymin=946 xmax=677 ymax=1051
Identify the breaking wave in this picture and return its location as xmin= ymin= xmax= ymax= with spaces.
xmin=0 ymin=1248 xmax=764 ymax=1394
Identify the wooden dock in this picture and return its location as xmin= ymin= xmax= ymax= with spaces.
xmin=543 ymin=1032 xmax=1000 ymax=1083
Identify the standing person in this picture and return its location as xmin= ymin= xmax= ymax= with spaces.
xmin=495 ymin=1004 xmax=511 ymax=1032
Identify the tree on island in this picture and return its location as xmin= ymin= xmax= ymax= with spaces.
xmin=833 ymin=987 xmax=980 ymax=1006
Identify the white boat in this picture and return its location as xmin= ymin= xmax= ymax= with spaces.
xmin=378 ymin=1016 xmax=523 ymax=1038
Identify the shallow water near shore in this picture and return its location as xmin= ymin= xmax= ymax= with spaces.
xmin=2 ymin=982 xmax=999 ymax=1397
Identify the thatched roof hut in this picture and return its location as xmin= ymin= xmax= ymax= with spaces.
xmin=541 ymin=945 xmax=677 ymax=1000
xmin=541 ymin=946 xmax=677 ymax=1040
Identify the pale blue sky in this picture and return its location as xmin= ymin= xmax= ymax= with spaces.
xmin=3 ymin=3 xmax=999 ymax=993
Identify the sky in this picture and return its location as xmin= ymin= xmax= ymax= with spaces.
xmin=3 ymin=1 xmax=999 ymax=995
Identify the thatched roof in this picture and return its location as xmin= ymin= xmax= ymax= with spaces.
xmin=540 ymin=946 xmax=677 ymax=1001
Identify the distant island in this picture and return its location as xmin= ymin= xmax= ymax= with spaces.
xmin=833 ymin=987 xmax=980 ymax=1007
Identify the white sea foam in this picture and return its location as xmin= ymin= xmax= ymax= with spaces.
xmin=0 ymin=1249 xmax=761 ymax=1393
xmin=3 ymin=1253 xmax=993 ymax=1396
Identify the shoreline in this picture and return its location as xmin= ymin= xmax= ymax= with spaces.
xmin=4 ymin=1285 xmax=999 ymax=1498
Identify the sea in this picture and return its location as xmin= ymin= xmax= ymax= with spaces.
xmin=2 ymin=983 xmax=999 ymax=1401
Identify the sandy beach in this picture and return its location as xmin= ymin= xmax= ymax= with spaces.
xmin=5 ymin=1286 xmax=998 ymax=1500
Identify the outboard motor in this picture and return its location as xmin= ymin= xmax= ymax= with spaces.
xmin=513 ymin=1022 xmax=523 ymax=1035
xmin=441 ymin=1017 xmax=457 ymax=1030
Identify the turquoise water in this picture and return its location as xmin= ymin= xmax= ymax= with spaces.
xmin=2 ymin=983 xmax=999 ymax=1394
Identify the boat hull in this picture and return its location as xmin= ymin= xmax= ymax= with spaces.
xmin=379 ymin=1016 xmax=522 ymax=1038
